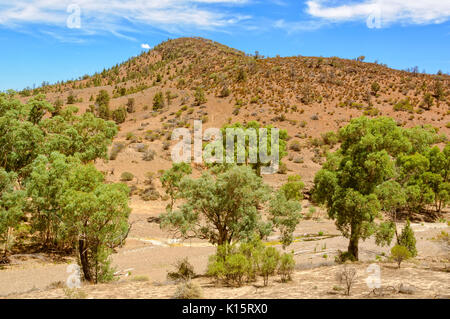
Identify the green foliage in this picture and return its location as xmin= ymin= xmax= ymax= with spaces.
xmin=60 ymin=164 xmax=130 ymax=283
xmin=120 ymin=172 xmax=134 ymax=182
xmin=153 ymin=92 xmax=165 ymax=110
xmin=161 ymin=165 xmax=301 ymax=247
xmin=278 ymin=252 xmax=295 ymax=282
xmin=321 ymin=131 xmax=339 ymax=147
xmin=398 ymin=220 xmax=417 ymax=257
xmin=0 ymin=169 xmax=25 ymax=256
xmin=95 ymin=90 xmax=111 ymax=120
xmin=194 ymin=87 xmax=207 ymax=106
xmin=159 ymin=163 xmax=192 ymax=210
xmin=167 ymin=257 xmax=196 ymax=282
xmin=269 ymin=190 xmax=302 ymax=247
xmin=313 ymin=117 xmax=411 ymax=260
xmin=422 ymin=93 xmax=434 ymax=110
xmin=42 ymin=108 xmax=118 ymax=163
xmin=313 ymin=116 xmax=445 ymax=260
xmin=393 ymin=98 xmax=414 ymax=113
xmin=217 ymin=121 xmax=288 ymax=176
xmin=390 ymin=245 xmax=411 ymax=268
xmin=371 ymin=82 xmax=380 ymax=95
xmin=280 ymin=175 xmax=304 ymax=201
xmin=26 ymin=152 xmax=80 ymax=249
xmin=161 ymin=165 xmax=272 ymax=245
xmin=0 ymin=94 xmax=128 ymax=282
xmin=111 ymin=107 xmax=127 ymax=124
xmin=207 ymin=237 xmax=290 ymax=287
xmin=260 ymin=247 xmax=280 ymax=286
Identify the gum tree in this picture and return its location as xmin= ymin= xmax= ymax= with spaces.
xmin=0 ymin=169 xmax=25 ymax=258
xmin=313 ymin=117 xmax=412 ymax=260
xmin=160 ymin=165 xmax=301 ymax=247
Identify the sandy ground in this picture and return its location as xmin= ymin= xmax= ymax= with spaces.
xmin=1 ymin=207 xmax=448 ymax=298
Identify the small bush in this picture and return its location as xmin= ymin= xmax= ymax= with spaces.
xmin=167 ymin=258 xmax=196 ymax=282
xmin=112 ymin=107 xmax=127 ymax=124
xmin=321 ymin=131 xmax=339 ymax=147
xmin=126 ymin=98 xmax=135 ymax=113
xmin=280 ymin=175 xmax=304 ymax=201
xmin=140 ymin=188 xmax=159 ymax=201
xmin=278 ymin=162 xmax=288 ymax=174
xmin=153 ymin=92 xmax=165 ymax=110
xmin=194 ymin=87 xmax=207 ymax=106
xmin=335 ymin=250 xmax=356 ymax=264
xmin=260 ymin=247 xmax=280 ymax=286
xmin=278 ymin=252 xmax=295 ymax=282
xmin=393 ymin=98 xmax=414 ymax=113
xmin=120 ymin=172 xmax=134 ymax=182
xmin=173 ymin=281 xmax=203 ymax=299
xmin=142 ymin=149 xmax=156 ymax=161
xmin=391 ymin=245 xmax=411 ymax=268
xmin=289 ymin=140 xmax=301 ymax=152
xmin=110 ymin=142 xmax=126 ymax=160
xmin=336 ymin=265 xmax=357 ymax=296
xmin=63 ymin=288 xmax=88 ymax=299
xmin=398 ymin=220 xmax=417 ymax=257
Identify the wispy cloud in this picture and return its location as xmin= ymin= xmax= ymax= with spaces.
xmin=305 ymin=0 xmax=450 ymax=27
xmin=141 ymin=43 xmax=151 ymax=50
xmin=0 ymin=0 xmax=252 ymax=39
xmin=274 ymin=18 xmax=328 ymax=33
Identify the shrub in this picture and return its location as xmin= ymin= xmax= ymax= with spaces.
xmin=167 ymin=258 xmax=196 ymax=282
xmin=220 ymin=86 xmax=230 ymax=98
xmin=207 ymin=238 xmax=285 ymax=287
xmin=393 ymin=98 xmax=414 ymax=113
xmin=140 ymin=188 xmax=159 ymax=201
xmin=224 ymin=253 xmax=249 ymax=287
xmin=260 ymin=247 xmax=280 ymax=286
xmin=153 ymin=92 xmax=165 ymax=110
xmin=173 ymin=281 xmax=203 ymax=299
xmin=335 ymin=250 xmax=356 ymax=264
xmin=120 ymin=172 xmax=134 ymax=182
xmin=371 ymin=82 xmax=380 ymax=95
xmin=112 ymin=107 xmax=127 ymax=124
xmin=390 ymin=245 xmax=411 ymax=268
xmin=194 ymin=87 xmax=207 ymax=106
xmin=289 ymin=140 xmax=301 ymax=152
xmin=110 ymin=142 xmax=126 ymax=160
xmin=336 ymin=265 xmax=357 ymax=296
xmin=278 ymin=252 xmax=295 ymax=282
xmin=422 ymin=93 xmax=434 ymax=110
xmin=280 ymin=175 xmax=304 ymax=201
xmin=126 ymin=98 xmax=135 ymax=113
xmin=321 ymin=131 xmax=339 ymax=147
xmin=67 ymin=94 xmax=76 ymax=105
xmin=142 ymin=149 xmax=156 ymax=161
xmin=398 ymin=220 xmax=417 ymax=257
xmin=278 ymin=162 xmax=288 ymax=174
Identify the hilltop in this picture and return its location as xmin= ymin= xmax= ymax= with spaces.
xmin=16 ymin=37 xmax=449 ymax=186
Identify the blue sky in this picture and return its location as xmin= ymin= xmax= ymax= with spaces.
xmin=0 ymin=0 xmax=449 ymax=91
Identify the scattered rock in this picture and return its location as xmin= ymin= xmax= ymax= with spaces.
xmin=398 ymin=283 xmax=416 ymax=294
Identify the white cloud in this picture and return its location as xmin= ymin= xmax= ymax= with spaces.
xmin=274 ymin=19 xmax=327 ymax=33
xmin=141 ymin=43 xmax=151 ymax=50
xmin=305 ymin=0 xmax=450 ymax=27
xmin=0 ymin=0 xmax=251 ymax=37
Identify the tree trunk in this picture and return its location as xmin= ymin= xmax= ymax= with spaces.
xmin=347 ymin=237 xmax=359 ymax=261
xmin=347 ymin=224 xmax=359 ymax=260
xmin=78 ymin=238 xmax=92 ymax=282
